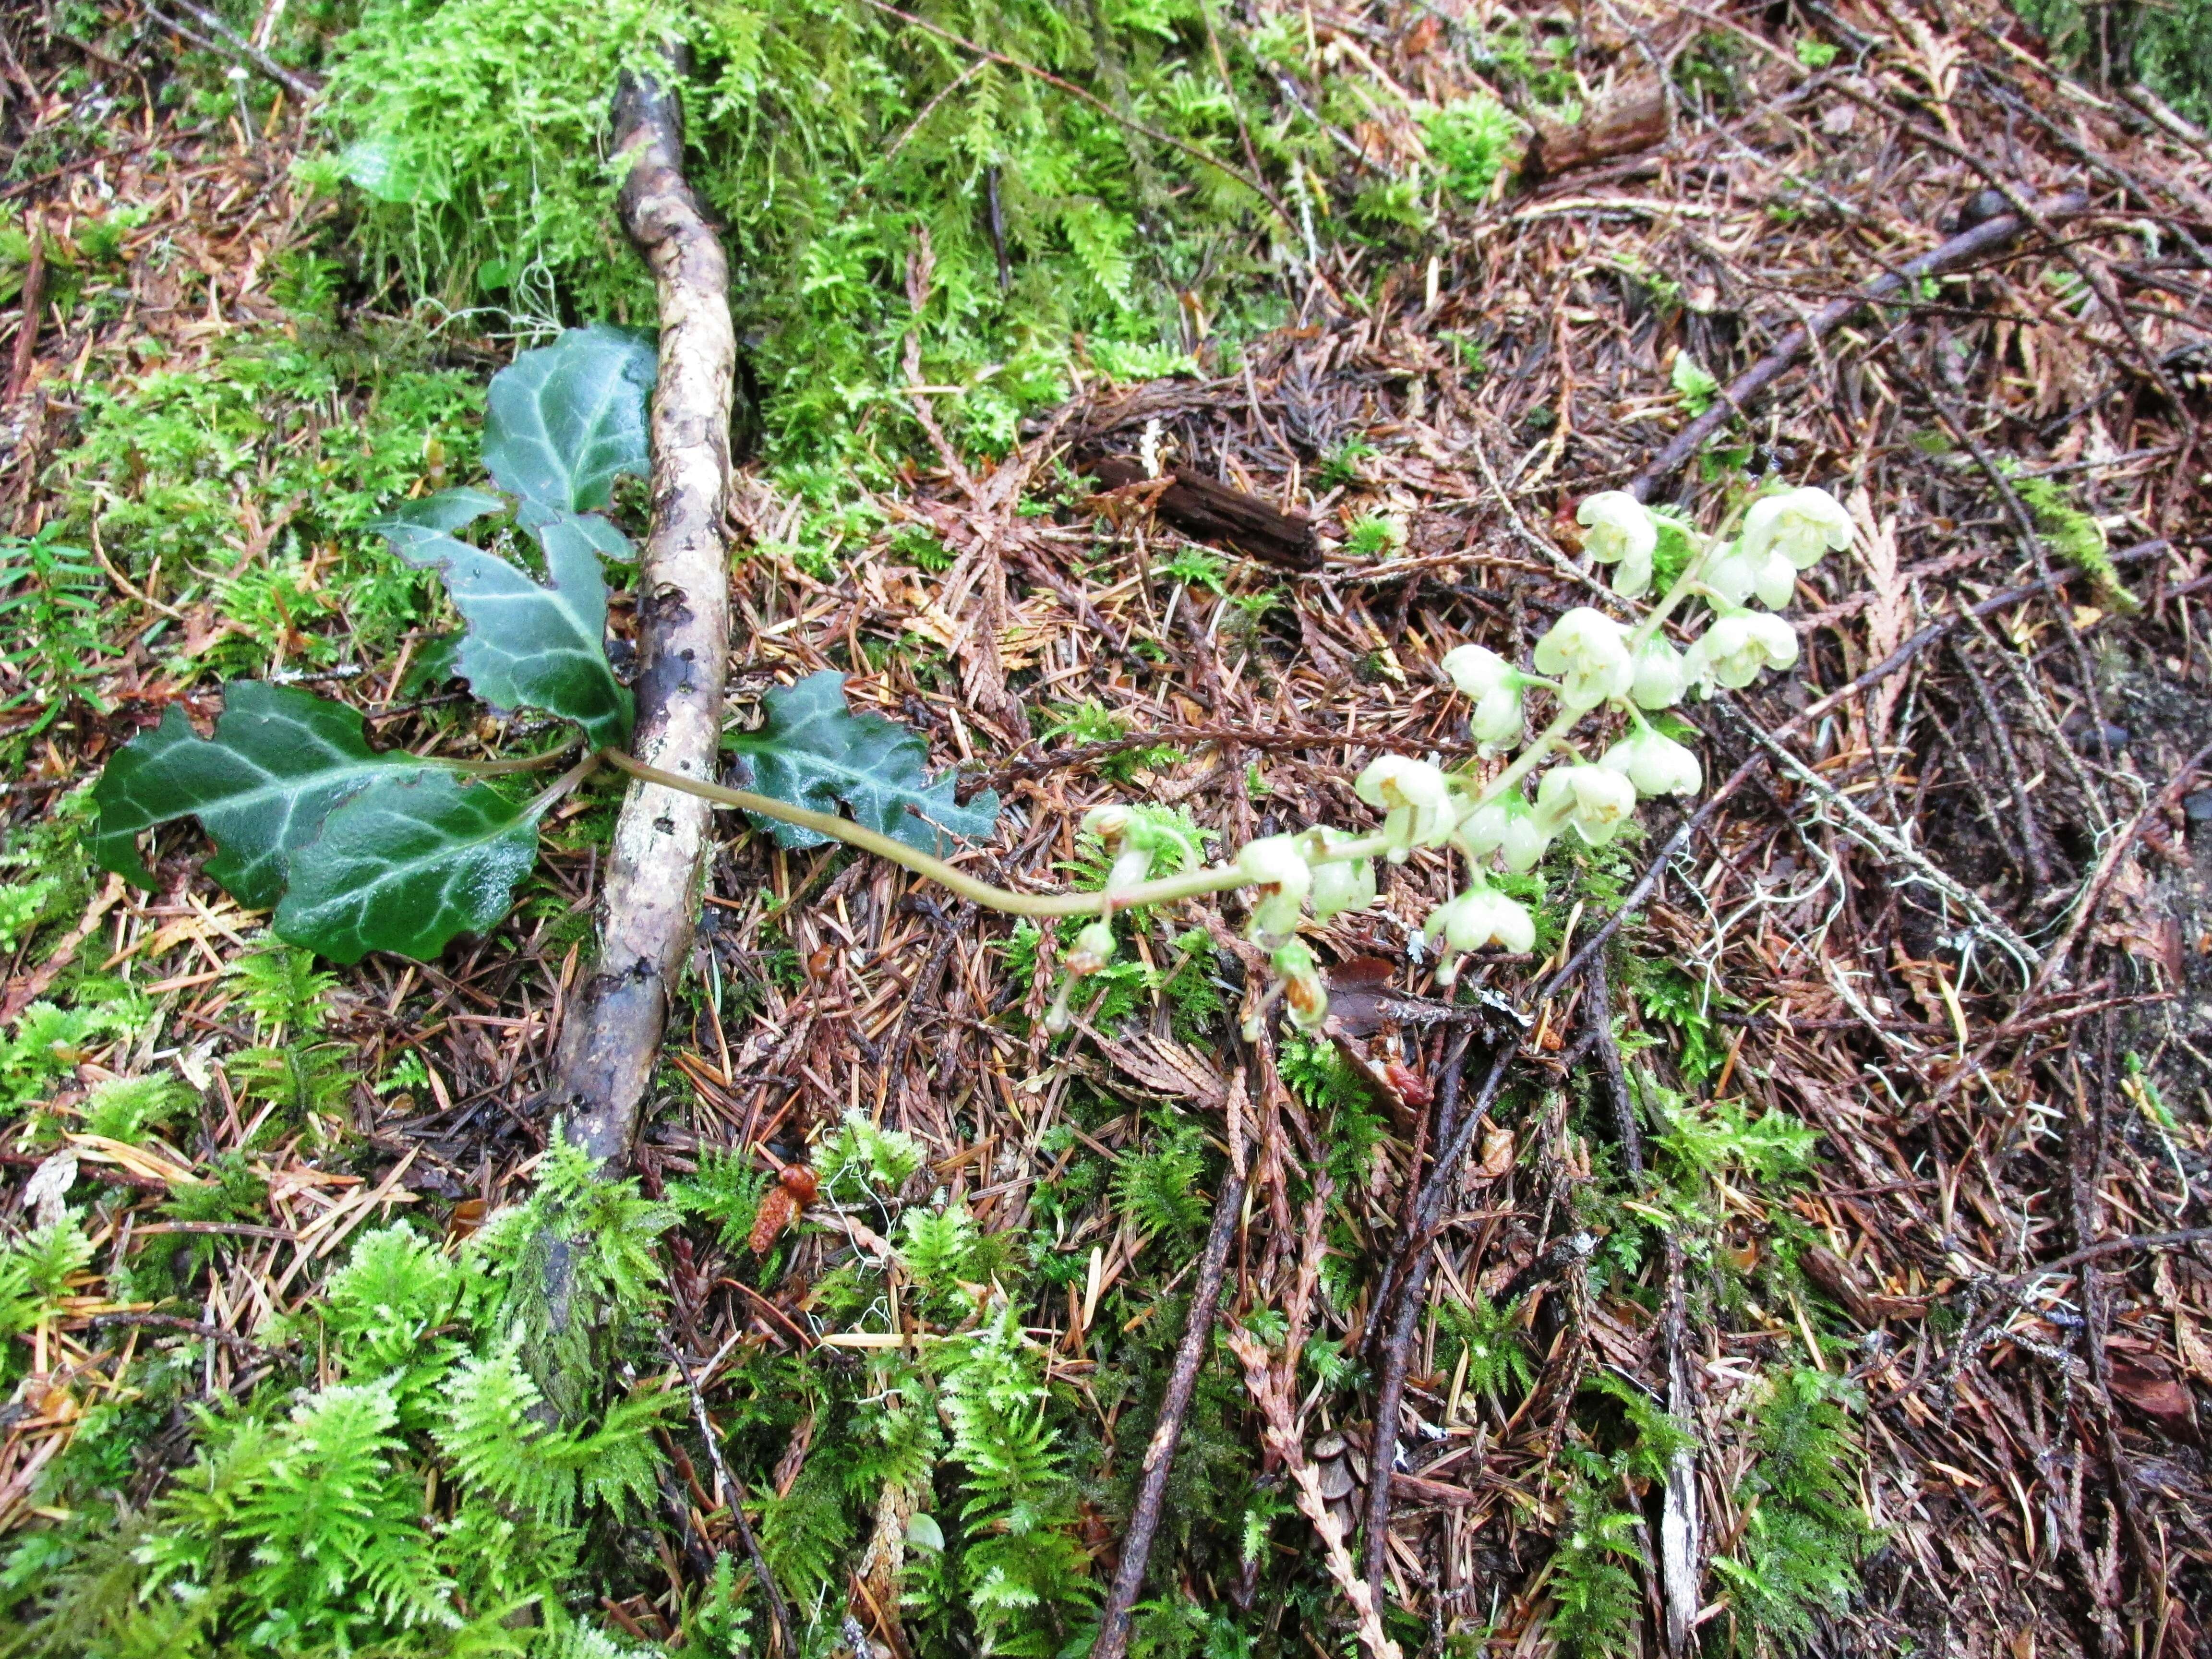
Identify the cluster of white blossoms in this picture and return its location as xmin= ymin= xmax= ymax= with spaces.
xmin=1045 ymin=484 xmax=1853 ymax=1035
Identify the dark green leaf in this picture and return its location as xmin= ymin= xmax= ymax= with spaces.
xmin=370 ymin=517 xmax=632 ymax=750
xmin=481 ymin=325 xmax=655 ymax=517
xmin=398 ymin=631 xmax=464 ymax=695
xmin=725 ymin=671 xmax=999 ymax=856
xmin=275 ymin=771 xmax=541 ymax=963
xmin=385 ymin=487 xmax=505 ymax=534
xmin=90 ymin=683 xmax=419 ymax=907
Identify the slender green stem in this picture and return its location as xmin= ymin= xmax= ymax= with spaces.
xmin=524 ymin=752 xmax=602 ymax=818
xmin=432 ymin=740 xmax=584 ymax=777
xmin=600 ymin=748 xmax=1262 ymax=919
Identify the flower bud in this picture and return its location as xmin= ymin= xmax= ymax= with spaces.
xmin=1535 ymin=763 xmax=1639 ymax=846
xmin=1470 ymin=683 xmax=1524 ymax=748
xmin=1532 ymin=607 xmax=1634 ymax=710
xmin=1741 ymin=486 xmax=1853 ymax=570
xmin=1455 ymin=799 xmax=1509 ymax=860
xmin=1354 ymin=756 xmax=1456 ymax=860
xmin=1273 ymin=940 xmax=1330 ymax=1031
xmin=1306 ymin=830 xmax=1376 ymax=921
xmin=1081 ymin=804 xmax=1133 ymax=842
xmin=1498 ymin=806 xmax=1555 ymax=872
xmin=1703 ymin=549 xmax=1758 ymax=607
xmin=1629 ymin=637 xmax=1687 ymax=709
xmin=1067 ymin=921 xmax=1118 ymax=976
xmin=1599 ymin=729 xmax=1701 ymax=798
xmin=1238 ymin=834 xmax=1312 ymax=945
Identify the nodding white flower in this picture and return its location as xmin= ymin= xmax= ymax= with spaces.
xmin=1536 ymin=763 xmax=1639 ymax=845
xmin=1533 ymin=607 xmax=1635 ymax=710
xmin=1424 ymin=886 xmax=1538 ymax=956
xmin=1752 ymin=551 xmax=1800 ymax=610
xmin=1066 ymin=920 xmax=1118 ymax=976
xmin=1741 ymin=486 xmax=1853 ymax=570
xmin=1704 ymin=548 xmax=1759 ymax=607
xmin=1470 ymin=683 xmax=1525 ymax=748
xmin=1460 ymin=796 xmax=1555 ymax=873
xmin=1577 ymin=491 xmax=1657 ymax=587
xmin=1600 ymin=729 xmax=1702 ymax=798
xmin=1630 ymin=637 xmax=1688 ymax=709
xmin=1689 ymin=612 xmax=1800 ymax=691
xmin=1498 ymin=808 xmax=1554 ymax=872
xmin=1443 ymin=648 xmax=1525 ymax=748
xmin=1306 ymin=830 xmax=1377 ymax=921
xmin=1273 ymin=939 xmax=1331 ymax=1031
xmin=1354 ymin=756 xmax=1456 ymax=860
xmin=1442 ymin=644 xmax=1513 ymax=698
xmin=1238 ymin=835 xmax=1312 ymax=944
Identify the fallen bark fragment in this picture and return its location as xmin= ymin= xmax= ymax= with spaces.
xmin=545 ymin=55 xmax=735 ymax=1169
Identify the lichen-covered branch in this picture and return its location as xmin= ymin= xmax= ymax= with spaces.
xmin=544 ymin=52 xmax=734 ymax=1169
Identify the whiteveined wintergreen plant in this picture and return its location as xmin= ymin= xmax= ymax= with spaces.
xmin=1014 ymin=482 xmax=1851 ymax=1032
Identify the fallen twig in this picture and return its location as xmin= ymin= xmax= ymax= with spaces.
xmin=1630 ymin=191 xmax=2089 ymax=497
xmin=144 ymin=1 xmax=322 ymax=102
xmin=545 ymin=52 xmax=735 ymax=1168
xmin=661 ymin=1335 xmax=796 ymax=1656
xmin=1090 ymin=1164 xmax=1249 ymax=1659
xmin=1228 ymin=1321 xmax=1404 ymax=1659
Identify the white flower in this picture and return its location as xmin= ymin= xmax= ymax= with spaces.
xmin=1536 ymin=763 xmax=1639 ymax=846
xmin=1704 ymin=548 xmax=1758 ymax=607
xmin=1577 ymin=492 xmax=1657 ymax=598
xmin=1498 ymin=807 xmax=1554 ymax=872
xmin=1082 ymin=804 xmax=1154 ymax=893
xmin=1354 ymin=756 xmax=1456 ymax=860
xmin=1306 ymin=830 xmax=1376 ymax=921
xmin=1741 ymin=486 xmax=1853 ymax=570
xmin=1455 ymin=799 xmax=1508 ymax=860
xmin=1238 ymin=835 xmax=1312 ymax=944
xmin=1441 ymin=644 xmax=1513 ymax=698
xmin=1470 ymin=683 xmax=1524 ymax=748
xmin=1630 ymin=637 xmax=1688 ymax=709
xmin=1599 ymin=729 xmax=1702 ymax=798
xmin=1752 ymin=551 xmax=1799 ymax=610
xmin=1454 ymin=797 xmax=1554 ymax=873
xmin=1689 ymin=612 xmax=1800 ymax=691
xmin=1425 ymin=887 xmax=1537 ymax=955
xmin=1532 ymin=607 xmax=1634 ymax=710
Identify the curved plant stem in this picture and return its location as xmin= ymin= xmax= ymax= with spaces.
xmin=434 ymin=740 xmax=583 ymax=777
xmin=601 ymin=748 xmax=1307 ymax=918
xmin=523 ymin=752 xmax=602 ymax=818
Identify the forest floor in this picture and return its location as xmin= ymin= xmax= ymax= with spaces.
xmin=1 ymin=1 xmax=2211 ymax=1657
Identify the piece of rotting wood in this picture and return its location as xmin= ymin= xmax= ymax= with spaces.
xmin=1083 ymin=453 xmax=1322 ymax=572
xmin=545 ymin=53 xmax=735 ymax=1169
xmin=1521 ymin=82 xmax=1670 ymax=180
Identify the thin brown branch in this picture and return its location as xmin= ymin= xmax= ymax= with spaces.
xmin=1091 ymin=1163 xmax=1249 ymax=1659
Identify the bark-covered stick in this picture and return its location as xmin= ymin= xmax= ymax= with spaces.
xmin=548 ymin=54 xmax=735 ymax=1168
